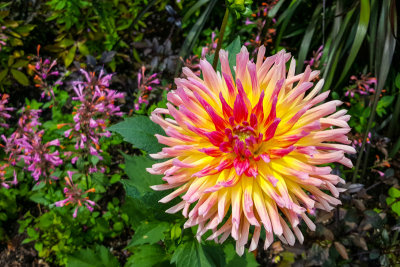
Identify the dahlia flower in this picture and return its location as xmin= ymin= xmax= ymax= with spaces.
xmin=148 ymin=46 xmax=355 ymax=255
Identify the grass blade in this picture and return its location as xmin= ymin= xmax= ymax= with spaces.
xmin=275 ymin=0 xmax=301 ymax=50
xmin=182 ymin=0 xmax=210 ymax=23
xmin=336 ymin=0 xmax=370 ymax=87
xmin=368 ymin=0 xmax=378 ymax=71
xmin=322 ymin=7 xmax=356 ymax=91
xmin=175 ymin=0 xmax=217 ymax=75
xmin=296 ymin=4 xmax=322 ymax=73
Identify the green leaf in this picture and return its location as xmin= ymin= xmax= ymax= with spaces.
xmin=67 ymin=245 xmax=120 ymax=267
xmin=121 ymin=154 xmax=162 ymax=198
xmin=224 ymin=243 xmax=258 ymax=267
xmin=34 ymin=242 xmax=43 ymax=252
xmin=376 ymin=95 xmax=394 ymax=117
xmin=12 ymin=60 xmax=29 ymax=68
xmin=171 ymin=240 xmax=226 ymax=267
xmin=0 ymin=69 xmax=8 ymax=82
xmin=395 ymin=73 xmax=400 ymax=89
xmin=120 ymin=154 xmax=180 ymax=222
xmin=108 ymin=116 xmax=165 ymax=154
xmin=126 ymin=221 xmax=169 ymax=248
xmin=29 ymin=192 xmax=51 ymax=205
xmin=10 ymin=69 xmax=29 ymax=86
xmin=388 ymin=187 xmax=400 ymax=198
xmin=125 ymin=244 xmax=168 ymax=267
xmin=65 ymin=45 xmax=77 ymax=67
xmin=59 ymin=38 xmax=75 ymax=48
xmin=387 ymin=187 xmax=400 ymax=216
xmin=14 ymin=24 xmax=36 ymax=35
xmin=38 ymin=213 xmax=53 ymax=229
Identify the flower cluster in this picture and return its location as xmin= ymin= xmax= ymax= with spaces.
xmin=201 ymin=32 xmax=218 ymax=59
xmin=345 ymin=73 xmax=377 ymax=98
xmin=351 ymin=132 xmax=371 ymax=149
xmin=135 ymin=66 xmax=160 ymax=110
xmin=28 ymin=45 xmax=62 ymax=100
xmin=244 ymin=2 xmax=278 ymax=55
xmin=1 ymin=108 xmax=62 ymax=183
xmin=0 ymin=93 xmax=13 ymax=128
xmin=2 ymin=108 xmax=42 ymax=165
xmin=54 ymin=171 xmax=96 ymax=218
xmin=304 ymin=45 xmax=323 ymax=69
xmin=18 ymin=131 xmax=62 ymax=182
xmin=148 ymin=46 xmax=355 ymax=255
xmin=61 ymin=69 xmax=124 ymax=173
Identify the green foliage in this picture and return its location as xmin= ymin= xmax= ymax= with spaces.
xmin=125 ymin=244 xmax=169 ymax=267
xmin=109 ymin=116 xmax=165 ymax=154
xmin=226 ymin=0 xmax=253 ymax=18
xmin=171 ymin=239 xmax=226 ymax=267
xmin=67 ymin=245 xmax=119 ymax=267
xmin=386 ymin=187 xmax=400 ymax=216
xmin=126 ymin=220 xmax=170 ymax=248
xmin=376 ymin=96 xmax=394 ymax=117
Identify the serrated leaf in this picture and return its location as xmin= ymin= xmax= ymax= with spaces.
xmin=376 ymin=95 xmax=394 ymax=117
xmin=171 ymin=240 xmax=226 ymax=267
xmin=67 ymin=245 xmax=119 ymax=267
xmin=126 ymin=221 xmax=169 ymax=248
xmin=108 ymin=116 xmax=164 ymax=154
xmin=10 ymin=69 xmax=29 ymax=86
xmin=125 ymin=244 xmax=167 ymax=267
xmin=122 ymin=154 xmax=162 ymax=197
xmin=120 ymin=154 xmax=179 ymax=219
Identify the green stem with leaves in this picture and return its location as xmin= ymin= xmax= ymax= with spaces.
xmin=212 ymin=8 xmax=230 ymax=70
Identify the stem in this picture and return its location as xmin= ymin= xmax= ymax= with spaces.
xmin=212 ymin=8 xmax=229 ymax=70
xmin=352 ymin=81 xmax=385 ymax=183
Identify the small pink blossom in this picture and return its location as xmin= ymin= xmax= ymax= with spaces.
xmin=55 ymin=171 xmax=96 ymax=218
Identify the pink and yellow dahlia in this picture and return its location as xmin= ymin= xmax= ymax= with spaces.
xmin=148 ymin=46 xmax=355 ymax=254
